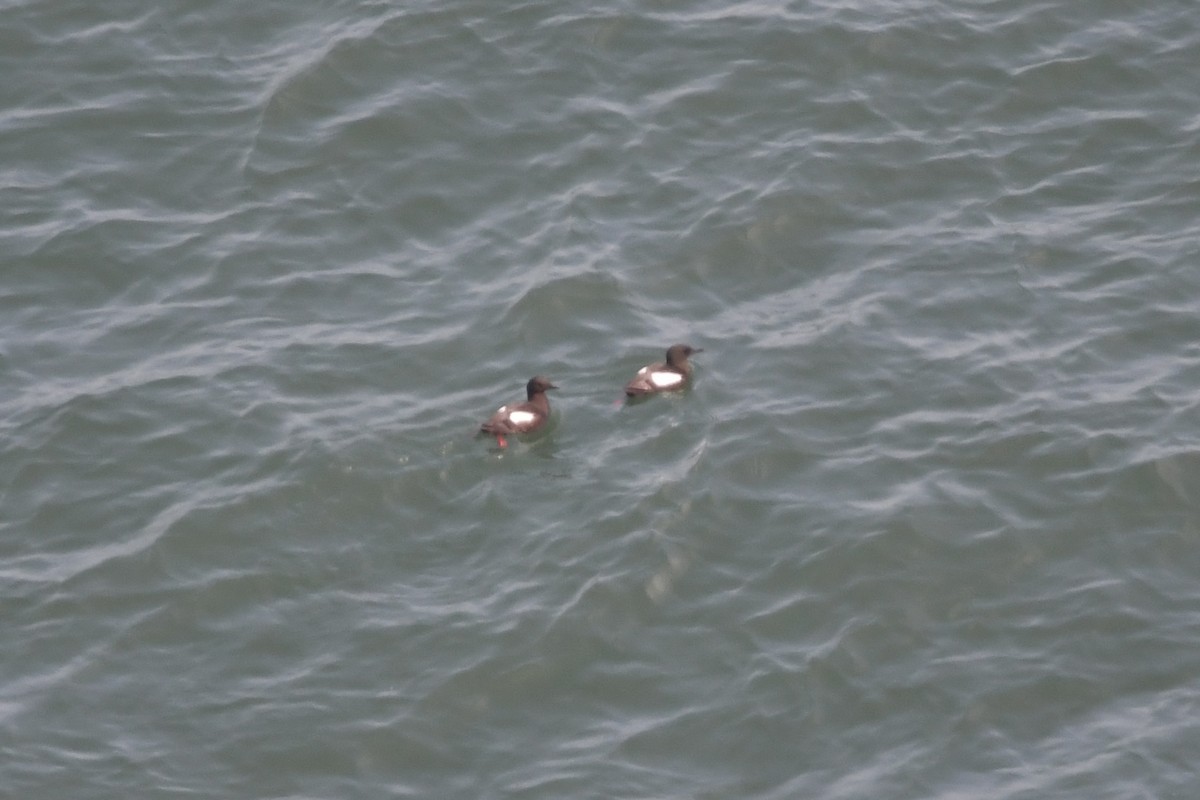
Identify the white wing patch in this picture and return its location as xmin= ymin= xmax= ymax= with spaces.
xmin=649 ymin=371 xmax=684 ymax=388
xmin=507 ymin=410 xmax=536 ymax=426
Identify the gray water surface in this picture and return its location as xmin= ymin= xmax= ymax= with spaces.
xmin=4 ymin=1 xmax=1200 ymax=798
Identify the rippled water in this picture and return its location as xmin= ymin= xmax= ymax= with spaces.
xmin=4 ymin=1 xmax=1200 ymax=797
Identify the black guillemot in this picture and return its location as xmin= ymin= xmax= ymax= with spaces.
xmin=479 ymin=376 xmax=557 ymax=448
xmin=624 ymin=344 xmax=702 ymax=397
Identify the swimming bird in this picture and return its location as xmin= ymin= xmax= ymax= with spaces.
xmin=624 ymin=344 xmax=703 ymax=397
xmin=480 ymin=376 xmax=557 ymax=448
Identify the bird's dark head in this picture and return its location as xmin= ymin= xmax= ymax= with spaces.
xmin=666 ymin=344 xmax=702 ymax=366
xmin=527 ymin=376 xmax=558 ymax=396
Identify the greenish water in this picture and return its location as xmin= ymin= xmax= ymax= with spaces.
xmin=3 ymin=1 xmax=1200 ymax=797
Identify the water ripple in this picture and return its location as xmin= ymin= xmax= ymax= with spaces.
xmin=5 ymin=0 xmax=1200 ymax=797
